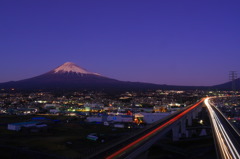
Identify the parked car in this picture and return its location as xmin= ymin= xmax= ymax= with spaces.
xmin=86 ymin=133 xmax=105 ymax=142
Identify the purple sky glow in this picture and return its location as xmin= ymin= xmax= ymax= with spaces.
xmin=0 ymin=0 xmax=240 ymax=86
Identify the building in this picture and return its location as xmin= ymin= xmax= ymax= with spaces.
xmin=135 ymin=112 xmax=171 ymax=124
xmin=8 ymin=121 xmax=46 ymax=131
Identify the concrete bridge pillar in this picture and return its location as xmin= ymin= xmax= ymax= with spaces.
xmin=197 ymin=106 xmax=202 ymax=114
xmin=192 ymin=111 xmax=197 ymax=119
xmin=199 ymin=129 xmax=207 ymax=136
xmin=172 ymin=125 xmax=180 ymax=141
xmin=199 ymin=106 xmax=202 ymax=112
xmin=187 ymin=114 xmax=192 ymax=126
xmin=185 ymin=130 xmax=189 ymax=138
xmin=180 ymin=118 xmax=186 ymax=134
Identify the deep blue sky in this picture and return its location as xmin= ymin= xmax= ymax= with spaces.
xmin=1 ymin=0 xmax=240 ymax=86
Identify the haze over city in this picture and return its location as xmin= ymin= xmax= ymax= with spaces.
xmin=1 ymin=0 xmax=240 ymax=86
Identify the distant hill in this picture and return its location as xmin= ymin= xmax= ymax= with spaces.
xmin=211 ymin=78 xmax=240 ymax=90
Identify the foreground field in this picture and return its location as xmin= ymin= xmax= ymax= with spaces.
xmin=0 ymin=115 xmax=130 ymax=158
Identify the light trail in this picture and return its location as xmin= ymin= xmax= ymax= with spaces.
xmin=204 ymin=98 xmax=240 ymax=159
xmin=106 ymin=99 xmax=204 ymax=159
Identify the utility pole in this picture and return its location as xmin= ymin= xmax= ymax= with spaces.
xmin=229 ymin=71 xmax=237 ymax=92
xmin=229 ymin=71 xmax=238 ymax=106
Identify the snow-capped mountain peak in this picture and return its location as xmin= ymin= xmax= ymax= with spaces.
xmin=53 ymin=62 xmax=100 ymax=75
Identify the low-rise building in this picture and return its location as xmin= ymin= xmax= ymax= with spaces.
xmin=135 ymin=112 xmax=171 ymax=124
xmin=8 ymin=121 xmax=47 ymax=131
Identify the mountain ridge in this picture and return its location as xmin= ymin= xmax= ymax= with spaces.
xmin=0 ymin=62 xmax=239 ymax=92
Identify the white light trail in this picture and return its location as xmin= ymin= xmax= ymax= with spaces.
xmin=205 ymin=98 xmax=240 ymax=159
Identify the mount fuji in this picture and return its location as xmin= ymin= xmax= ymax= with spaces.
xmin=0 ymin=62 xmax=159 ymax=91
xmin=0 ymin=62 xmax=125 ymax=91
xmin=52 ymin=62 xmax=101 ymax=76
xmin=0 ymin=62 xmax=237 ymax=92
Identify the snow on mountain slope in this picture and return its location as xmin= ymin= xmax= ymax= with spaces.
xmin=53 ymin=62 xmax=100 ymax=75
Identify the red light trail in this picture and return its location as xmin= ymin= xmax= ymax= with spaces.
xmin=106 ymin=98 xmax=205 ymax=159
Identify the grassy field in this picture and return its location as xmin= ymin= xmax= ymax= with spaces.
xmin=0 ymin=115 xmax=130 ymax=158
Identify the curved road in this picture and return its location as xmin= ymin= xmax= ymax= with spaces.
xmin=205 ymin=98 xmax=240 ymax=159
xmin=86 ymin=99 xmax=204 ymax=159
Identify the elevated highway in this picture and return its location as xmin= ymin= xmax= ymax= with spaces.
xmin=205 ymin=98 xmax=240 ymax=159
xmin=86 ymin=99 xmax=204 ymax=159
xmin=86 ymin=97 xmax=240 ymax=159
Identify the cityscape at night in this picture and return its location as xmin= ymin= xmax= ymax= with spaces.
xmin=1 ymin=1 xmax=240 ymax=159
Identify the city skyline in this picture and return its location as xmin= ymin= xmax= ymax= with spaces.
xmin=1 ymin=1 xmax=240 ymax=86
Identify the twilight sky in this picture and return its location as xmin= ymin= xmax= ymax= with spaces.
xmin=0 ymin=0 xmax=240 ymax=86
